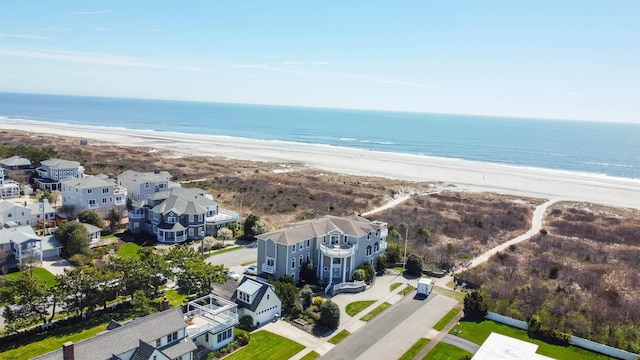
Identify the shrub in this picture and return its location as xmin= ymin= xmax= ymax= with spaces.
xmin=236 ymin=330 xmax=250 ymax=346
xmin=217 ymin=227 xmax=233 ymax=240
xmin=351 ymin=269 xmax=366 ymax=281
xmin=312 ymin=296 xmax=325 ymax=307
xmin=68 ymin=253 xmax=92 ymax=266
xmin=406 ymin=253 xmax=424 ymax=275
xmin=238 ymin=315 xmax=254 ymax=330
xmin=300 ymin=286 xmax=314 ymax=308
xmin=375 ymin=253 xmax=388 ymax=273
xmin=319 ymin=300 xmax=340 ymax=329
xmin=463 ymin=290 xmax=487 ymax=320
xmin=291 ymin=304 xmax=303 ymax=318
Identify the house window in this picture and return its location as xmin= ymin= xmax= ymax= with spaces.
xmin=109 ymin=197 xmax=113 ymax=203
xmin=367 ymin=232 xmax=372 ymax=240
xmin=306 ymin=253 xmax=310 ymax=264
xmin=145 ymin=182 xmax=150 ymax=189
xmin=267 ymin=257 xmax=275 ymax=267
xmin=167 ymin=216 xmax=176 ymax=224
xmin=292 ymin=245 xmax=296 ymax=253
xmin=299 ymin=242 xmax=303 ymax=250
xmin=306 ymin=239 xmax=310 ymax=247
xmin=206 ymin=333 xmax=209 ymax=342
xmin=102 ymin=187 xmax=109 ymax=194
xmin=291 ymin=258 xmax=296 ymax=269
xmin=88 ymin=199 xmax=96 ymax=207
xmin=323 ymin=236 xmax=326 ymax=244
xmin=166 ymin=331 xmax=178 ymax=343
xmin=376 ymin=229 xmax=380 ymax=237
xmin=188 ymin=228 xmax=194 ymax=236
xmin=366 ymin=246 xmax=372 ymax=256
xmin=343 ymin=235 xmax=348 ymax=244
xmin=374 ymin=242 xmax=379 ymax=252
xmin=87 ymin=189 xmax=93 ymax=194
xmin=331 ymin=234 xmax=339 ymax=244
xmin=156 ymin=338 xmax=161 ymax=347
xmin=299 ymin=255 xmax=303 ymax=266
xmin=102 ymin=198 xmax=107 ymax=204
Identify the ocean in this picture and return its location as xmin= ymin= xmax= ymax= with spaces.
xmin=1 ymin=92 xmax=639 ymax=180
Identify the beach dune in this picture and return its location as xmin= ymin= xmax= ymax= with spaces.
xmin=2 ymin=118 xmax=639 ymax=210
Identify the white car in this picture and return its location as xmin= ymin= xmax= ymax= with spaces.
xmin=244 ymin=265 xmax=258 ymax=275
xmin=227 ymin=270 xmax=240 ymax=281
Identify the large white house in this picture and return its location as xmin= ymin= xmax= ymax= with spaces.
xmin=117 ymin=169 xmax=175 ymax=201
xmin=0 ymin=200 xmax=34 ymax=227
xmin=256 ymin=215 xmax=388 ymax=293
xmin=35 ymin=295 xmax=239 ymax=360
xmin=129 ymin=188 xmax=238 ymax=243
xmin=61 ymin=176 xmax=127 ymax=218
xmin=0 ymin=168 xmax=20 ymax=198
xmin=35 ymin=158 xmax=84 ymax=191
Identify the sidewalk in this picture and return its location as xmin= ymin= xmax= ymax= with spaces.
xmin=413 ymin=311 xmax=464 ymax=359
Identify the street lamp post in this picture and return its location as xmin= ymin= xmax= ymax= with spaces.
xmin=402 ymin=226 xmax=408 ymax=273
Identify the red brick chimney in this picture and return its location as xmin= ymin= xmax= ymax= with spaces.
xmin=62 ymin=341 xmax=74 ymax=360
xmin=161 ymin=297 xmax=169 ymax=311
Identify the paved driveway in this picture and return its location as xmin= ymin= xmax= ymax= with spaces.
xmin=204 ymin=246 xmax=257 ymax=278
xmin=41 ymin=257 xmax=74 ymax=276
xmin=320 ymin=293 xmax=457 ymax=360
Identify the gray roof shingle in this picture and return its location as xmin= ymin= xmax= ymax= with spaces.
xmin=256 ymin=215 xmax=379 ymax=245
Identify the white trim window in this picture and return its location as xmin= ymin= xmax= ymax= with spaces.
xmin=102 ymin=187 xmax=109 ymax=194
xmin=167 ymin=216 xmax=176 ymax=224
xmin=366 ymin=245 xmax=372 ymax=256
xmin=299 ymin=255 xmax=303 ymax=266
xmin=266 ymin=257 xmax=275 ymax=267
xmin=367 ymin=232 xmax=372 ymax=240
xmin=292 ymin=245 xmax=296 ymax=253
xmin=87 ymin=188 xmax=93 ymax=194
xmin=291 ymin=258 xmax=296 ymax=269
xmin=299 ymin=242 xmax=303 ymax=250
xmin=306 ymin=239 xmax=310 ymax=247
xmin=374 ymin=242 xmax=379 ymax=252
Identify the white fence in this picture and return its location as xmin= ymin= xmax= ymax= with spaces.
xmin=486 ymin=312 xmax=528 ymax=330
xmin=485 ymin=312 xmax=639 ymax=360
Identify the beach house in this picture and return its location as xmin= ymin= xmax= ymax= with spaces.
xmin=0 ymin=226 xmax=63 ymax=265
xmin=0 ymin=155 xmax=32 ymax=171
xmin=0 ymin=200 xmax=34 ymax=227
xmin=231 ymin=277 xmax=282 ymax=327
xmin=35 ymin=295 xmax=239 ymax=360
xmin=35 ymin=158 xmax=84 ymax=191
xmin=128 ymin=187 xmax=239 ymax=243
xmin=256 ymin=215 xmax=388 ymax=292
xmin=117 ymin=169 xmax=176 ymax=201
xmin=61 ymin=175 xmax=127 ymax=218
xmin=0 ymin=168 xmax=21 ymax=198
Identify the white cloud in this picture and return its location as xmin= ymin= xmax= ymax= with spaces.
xmin=0 ymin=48 xmax=211 ymax=73
xmin=0 ymin=34 xmax=50 ymax=40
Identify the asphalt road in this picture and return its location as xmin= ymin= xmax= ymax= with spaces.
xmin=320 ymin=293 xmax=457 ymax=360
xmin=204 ymin=246 xmax=257 ymax=276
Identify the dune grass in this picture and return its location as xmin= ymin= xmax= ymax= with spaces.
xmin=345 ymin=300 xmax=376 ymax=317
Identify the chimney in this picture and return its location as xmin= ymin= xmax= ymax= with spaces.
xmin=62 ymin=341 xmax=74 ymax=360
xmin=161 ymin=297 xmax=169 ymax=311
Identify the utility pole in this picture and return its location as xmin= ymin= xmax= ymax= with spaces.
xmin=402 ymin=225 xmax=408 ymax=273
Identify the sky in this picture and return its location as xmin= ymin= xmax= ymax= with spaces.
xmin=0 ymin=1 xmax=638 ymax=123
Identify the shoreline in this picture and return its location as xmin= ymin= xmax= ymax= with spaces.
xmin=1 ymin=118 xmax=639 ymax=210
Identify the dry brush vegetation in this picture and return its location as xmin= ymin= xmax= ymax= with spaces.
xmin=460 ymin=202 xmax=640 ymax=352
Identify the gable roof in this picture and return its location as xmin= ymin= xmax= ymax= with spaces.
xmin=231 ymin=277 xmax=277 ymax=312
xmin=0 ymin=155 xmax=32 ymax=167
xmin=61 ymin=176 xmax=115 ymax=189
xmin=0 ymin=226 xmax=39 ymax=246
xmin=0 ymin=200 xmax=25 ymax=213
xmin=118 ymin=170 xmax=171 ymax=185
xmin=40 ymin=158 xmax=80 ymax=169
xmin=27 ymin=200 xmax=56 ymax=215
xmin=33 ymin=307 xmax=189 ymax=360
xmin=256 ymin=215 xmax=380 ymax=245
xmin=147 ymin=188 xmax=218 ymax=216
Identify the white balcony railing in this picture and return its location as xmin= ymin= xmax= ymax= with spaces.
xmin=261 ymin=263 xmax=276 ymax=274
xmin=319 ymin=244 xmax=355 ymax=258
xmin=128 ymin=212 xmax=145 ymax=219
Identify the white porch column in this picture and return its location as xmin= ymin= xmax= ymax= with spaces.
xmin=342 ymin=257 xmax=347 ymax=283
xmin=319 ymin=253 xmax=323 ymax=279
xmin=328 ymin=257 xmax=333 ymax=285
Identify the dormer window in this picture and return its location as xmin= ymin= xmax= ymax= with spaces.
xmin=367 ymin=232 xmax=372 ymax=240
xmin=376 ymin=229 xmax=380 ymax=237
xmin=238 ymin=290 xmax=250 ymax=303
xmin=331 ymin=234 xmax=339 ymax=245
xmin=167 ymin=216 xmax=176 ymax=224
xmin=343 ymin=235 xmax=348 ymax=244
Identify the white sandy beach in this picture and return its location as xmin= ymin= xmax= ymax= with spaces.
xmin=2 ymin=118 xmax=639 ymax=209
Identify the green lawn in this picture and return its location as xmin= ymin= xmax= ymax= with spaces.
xmin=117 ymin=242 xmax=141 ymax=259
xmin=422 ymin=342 xmax=472 ymax=360
xmin=161 ymin=289 xmax=187 ymax=307
xmin=389 ymin=282 xmax=403 ymax=292
xmin=6 ymin=267 xmax=58 ymax=289
xmin=452 ymin=320 xmax=615 ymax=360
xmin=397 ymin=285 xmax=414 ymax=296
xmin=225 ymin=330 xmax=304 ymax=360
xmin=433 ymin=307 xmax=461 ymax=331
xmin=399 ymin=338 xmax=430 ymax=360
xmin=240 ymin=260 xmax=256 ymax=266
xmin=299 ymin=351 xmax=320 ymax=360
xmin=345 ymin=300 xmax=376 ymax=317
xmin=0 ymin=320 xmax=109 ymax=360
xmin=360 ymin=302 xmax=391 ymax=322
xmin=328 ymin=329 xmax=350 ymax=344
